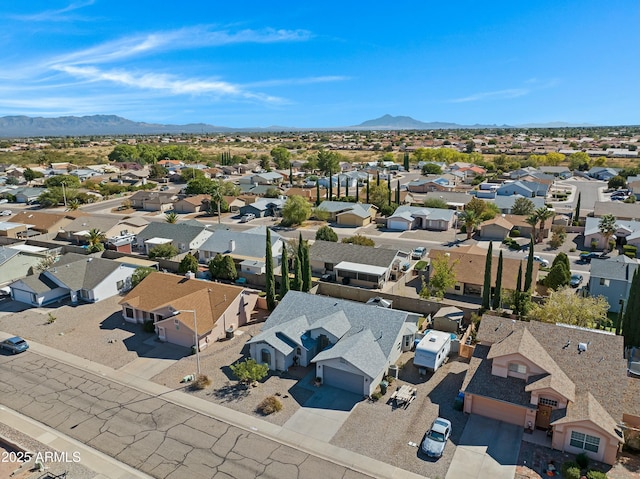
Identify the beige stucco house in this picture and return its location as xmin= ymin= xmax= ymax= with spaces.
xmin=462 ymin=315 xmax=627 ymax=465
xmin=119 ymin=272 xmax=259 ymax=350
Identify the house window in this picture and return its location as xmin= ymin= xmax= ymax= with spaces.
xmin=508 ymin=363 xmax=527 ymax=374
xmin=116 ymin=280 xmax=124 ymax=290
xmin=174 ymin=319 xmax=180 ymax=329
xmin=261 ymin=349 xmax=271 ymax=365
xmin=570 ymin=431 xmax=600 ymax=453
xmin=125 ymin=307 xmax=133 ymax=318
xmin=454 ymin=285 xmax=461 ymax=291
xmin=296 ymin=347 xmax=301 ymax=355
xmin=599 ymin=278 xmax=610 ymax=287
xmin=539 ymin=397 xmax=558 ymax=407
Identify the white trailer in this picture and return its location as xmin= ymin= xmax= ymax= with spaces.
xmin=414 ymin=330 xmax=451 ymax=373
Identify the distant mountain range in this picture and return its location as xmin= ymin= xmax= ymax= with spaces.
xmin=0 ymin=114 xmax=596 ymax=137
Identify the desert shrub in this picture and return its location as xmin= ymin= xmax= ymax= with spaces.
xmin=586 ymin=470 xmax=607 ymax=479
xmin=415 ymin=260 xmax=428 ymax=271
xmin=575 ymin=452 xmax=590 ymax=469
xmin=370 ymin=392 xmax=382 ymax=401
xmin=190 ymin=374 xmax=212 ymax=391
xmin=257 ymin=396 xmax=283 ymax=415
xmin=561 ymin=461 xmax=581 ymax=479
xmin=510 ymin=229 xmax=520 ymax=237
xmin=590 ymin=239 xmax=598 ymax=251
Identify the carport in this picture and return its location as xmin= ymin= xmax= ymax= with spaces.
xmin=445 ymin=415 xmax=522 ymax=479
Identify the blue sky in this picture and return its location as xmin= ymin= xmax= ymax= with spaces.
xmin=1 ymin=1 xmax=638 ymax=127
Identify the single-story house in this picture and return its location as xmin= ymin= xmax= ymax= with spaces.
xmin=491 ymin=194 xmax=546 ymax=214
xmin=198 ymin=225 xmax=283 ymax=265
xmin=462 ymin=314 xmax=626 ymax=465
xmin=309 ymin=240 xmax=407 ymax=289
xmin=129 ymin=191 xmax=176 ymax=212
xmin=14 ymin=187 xmax=46 ymax=204
xmin=238 ymin=172 xmax=284 ymax=185
xmin=407 ymin=177 xmax=455 ymax=193
xmin=588 ymin=255 xmax=640 ymax=313
xmin=538 ymin=166 xmax=572 ymax=179
xmin=238 ymin=198 xmax=286 ymax=218
xmin=479 ymin=214 xmax=542 ymax=241
xmin=423 ymin=191 xmax=473 ymax=210
xmin=584 ymin=217 xmax=640 ymax=250
xmin=316 ymin=201 xmax=377 ymax=227
xmin=593 ymin=202 xmax=640 ymax=221
xmin=427 ymin=244 xmax=539 ymax=297
xmin=135 ymin=221 xmax=214 ymax=255
xmin=588 ymin=167 xmax=619 ymax=181
xmin=10 ymin=254 xmax=136 ymax=306
xmin=248 ymin=291 xmax=418 ymax=396
xmin=9 ymin=210 xmax=79 ymax=236
xmin=0 ymin=221 xmax=30 ymax=239
xmin=386 ymin=205 xmax=455 ymax=231
xmin=119 ymin=272 xmax=259 ymax=349
xmin=0 ymin=245 xmax=52 ymax=284
xmin=173 ymin=194 xmax=210 ymax=214
xmin=497 ymin=180 xmax=549 ymax=198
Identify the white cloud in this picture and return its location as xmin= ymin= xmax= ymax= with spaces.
xmin=245 ymin=76 xmax=349 ymax=88
xmin=450 ymin=88 xmax=529 ymax=103
xmin=10 ymin=1 xmax=95 ymax=22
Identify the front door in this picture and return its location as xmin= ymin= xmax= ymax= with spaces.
xmin=535 ymin=404 xmax=552 ymax=430
xmin=158 ymin=327 xmax=166 ymax=341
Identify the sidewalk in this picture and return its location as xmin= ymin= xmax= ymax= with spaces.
xmin=0 ymin=331 xmax=424 ymax=479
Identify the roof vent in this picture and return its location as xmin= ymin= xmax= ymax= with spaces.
xmin=578 ymin=342 xmax=588 ymax=353
xmin=429 ymin=337 xmax=437 ymax=342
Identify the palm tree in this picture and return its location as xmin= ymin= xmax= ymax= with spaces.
xmin=598 ymin=214 xmax=617 ymax=253
xmin=209 ymin=184 xmax=223 ymax=225
xmin=165 ymin=212 xmax=178 ymax=224
xmin=460 ymin=210 xmax=481 ymax=240
xmin=66 ymin=199 xmax=80 ymax=211
xmin=525 ymin=213 xmax=539 ymax=244
xmin=535 ymin=207 xmax=554 ymax=243
xmin=87 ymin=228 xmax=105 ymax=247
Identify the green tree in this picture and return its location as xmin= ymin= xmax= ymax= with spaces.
xmin=86 ymin=228 xmax=105 ymax=253
xmin=264 ymin=187 xmax=281 ymax=198
xmin=465 ymin=197 xmax=487 ymax=217
xmin=482 ymin=242 xmax=493 ymax=309
xmin=230 ymin=358 xmax=269 ymax=385
xmin=131 ymin=267 xmax=154 ymax=288
xmin=180 ymin=168 xmax=205 ymax=183
xmin=552 ymin=252 xmax=570 ymax=273
xmin=544 ymin=263 xmax=570 ymax=290
xmin=403 ymin=152 xmax=410 ymax=171
xmin=259 ymin=154 xmax=272 ymax=172
xmin=528 ymin=287 xmax=609 ymax=328
xmin=279 ymin=245 xmax=290 ymax=298
xmin=317 ymin=149 xmax=340 ymax=176
xmin=421 ymin=163 xmax=442 ymax=175
xmin=23 ymin=168 xmax=43 ymax=183
xmin=608 ymin=175 xmax=626 ymax=190
xmin=302 ymin=241 xmax=311 ymax=292
xmin=460 ymin=210 xmax=481 ymax=240
xmin=265 ymin=228 xmax=276 ymax=311
xmin=420 ymin=254 xmax=458 ymax=300
xmin=281 ymin=195 xmax=312 ymax=226
xmin=108 ymin=144 xmax=138 ymax=162
xmin=623 ymin=270 xmax=640 ymax=347
xmin=535 ymin=207 xmax=554 ymax=243
xmin=222 ymin=255 xmax=238 ymax=280
xmin=511 ymin=197 xmax=535 ymax=216
xmin=568 ymin=151 xmax=591 ymax=171
xmin=525 ymin=213 xmax=539 ymax=244
xmin=165 ymin=212 xmax=178 ymax=224
xmin=291 ymin=255 xmax=302 ymax=291
xmin=44 ymin=175 xmax=80 ymax=188
xmin=208 ymin=253 xmax=224 ymax=279
xmin=598 ymin=214 xmax=617 ymax=253
xmin=270 ymin=146 xmax=291 ymax=169
xmin=316 ymin=225 xmax=338 ymax=242
xmin=148 ymin=243 xmax=178 ymax=259
xmin=492 ymin=251 xmax=503 ymax=310
xmin=524 ymin=235 xmax=535 ymax=292
xmin=178 ymin=253 xmax=198 ymax=274
xmin=367 ymin=181 xmax=390 ymax=210
xmin=149 ymin=164 xmax=168 ymax=179
xmin=574 ymin=192 xmax=581 ymax=224
xmin=342 ymin=234 xmax=375 ymax=246
xmin=423 ymin=198 xmax=448 ymax=209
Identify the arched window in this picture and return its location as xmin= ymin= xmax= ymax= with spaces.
xmin=261 ymin=349 xmax=271 ymax=365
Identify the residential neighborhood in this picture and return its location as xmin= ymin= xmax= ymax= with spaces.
xmin=1 ymin=128 xmax=640 ymax=479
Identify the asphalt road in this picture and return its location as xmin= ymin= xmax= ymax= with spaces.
xmin=0 ymin=351 xmax=374 ymax=479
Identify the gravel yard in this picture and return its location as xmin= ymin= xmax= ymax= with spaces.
xmin=331 ymin=353 xmax=470 ymax=479
xmin=151 ymin=322 xmax=312 ymax=427
xmin=0 ymin=296 xmax=156 ymax=370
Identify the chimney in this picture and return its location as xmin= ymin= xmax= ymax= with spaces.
xmin=185 ymin=271 xmax=195 ymax=279
xmin=229 ymin=240 xmax=235 ymax=252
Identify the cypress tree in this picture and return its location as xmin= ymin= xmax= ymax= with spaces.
xmin=387 ymin=175 xmax=392 ymax=205
xmin=289 ymin=164 xmax=293 ymax=186
xmin=297 ymin=232 xmax=304 ymax=264
xmin=355 ymin=182 xmax=359 ymax=202
xmin=524 ymin=235 xmax=535 ymax=292
xmin=492 ymin=251 xmax=503 ymax=310
xmin=265 ymin=228 xmax=276 ymax=311
xmin=395 ymin=181 xmax=400 ymax=204
xmin=345 ymin=180 xmax=349 ymax=199
xmin=366 ymin=178 xmax=370 ymax=203
xmin=574 ymin=192 xmax=581 ymax=225
xmin=302 ymin=242 xmax=312 ymax=292
xmin=623 ymin=269 xmax=640 ymax=348
xmin=337 ymin=176 xmax=341 ymax=198
xmin=404 ymin=152 xmax=410 ymax=171
xmin=482 ymin=242 xmax=493 ymax=309
xmin=329 ymin=171 xmax=333 ymax=200
xmin=514 ymin=262 xmax=523 ymax=316
xmin=376 ymin=172 xmax=380 ymax=186
xmin=316 ymin=182 xmax=320 ymax=206
xmin=279 ymin=245 xmax=289 ymax=298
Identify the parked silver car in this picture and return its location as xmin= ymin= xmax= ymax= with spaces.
xmin=421 ymin=417 xmax=452 ymax=458
xmin=0 ymin=336 xmax=29 ymax=354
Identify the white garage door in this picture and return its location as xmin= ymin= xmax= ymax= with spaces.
xmin=387 ymin=220 xmax=410 ymax=231
xmin=323 ymin=366 xmax=364 ymax=395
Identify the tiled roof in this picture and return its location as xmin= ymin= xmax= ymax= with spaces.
xmin=472 ymin=315 xmax=627 ymax=426
xmin=120 ymin=272 xmax=245 ymax=333
xmin=427 ymin=245 xmax=538 ymax=290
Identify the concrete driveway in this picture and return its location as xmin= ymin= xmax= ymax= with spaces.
xmin=445 ymin=415 xmax=523 ymax=479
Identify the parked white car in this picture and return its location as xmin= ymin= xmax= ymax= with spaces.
xmin=533 ymin=255 xmax=550 ymax=267
xmin=0 ymin=210 xmax=12 ymax=216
